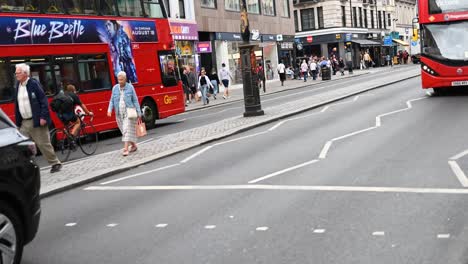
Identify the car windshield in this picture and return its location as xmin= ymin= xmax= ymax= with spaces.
xmin=422 ymin=21 xmax=468 ymax=61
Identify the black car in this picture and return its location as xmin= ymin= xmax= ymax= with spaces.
xmin=412 ymin=54 xmax=421 ymax=64
xmin=0 ymin=109 xmax=41 ymax=264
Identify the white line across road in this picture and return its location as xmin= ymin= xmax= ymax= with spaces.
xmin=100 ymin=163 xmax=180 ymax=185
xmin=84 ymin=184 xmax=468 ymax=194
xmin=448 ymin=149 xmax=468 ymax=187
xmin=248 ymin=160 xmax=319 ymax=184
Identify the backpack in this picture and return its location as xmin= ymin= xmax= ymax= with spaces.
xmin=50 ymin=92 xmax=74 ymax=114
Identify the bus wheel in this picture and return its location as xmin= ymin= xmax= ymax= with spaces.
xmin=141 ymin=100 xmax=157 ymax=129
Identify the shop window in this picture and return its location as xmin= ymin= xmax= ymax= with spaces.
xmin=143 ymin=0 xmax=165 ymax=18
xmin=225 ymin=0 xmax=239 ymax=11
xmin=78 ymin=54 xmax=112 ymax=92
xmin=247 ymin=0 xmax=259 ymax=14
xmin=262 ymin=0 xmax=275 ymax=16
xmin=301 ymin=8 xmax=315 ymax=31
xmin=98 ymin=0 xmax=116 ymax=15
xmin=0 ymin=0 xmax=39 ymax=12
xmin=0 ymin=59 xmax=13 ymax=102
xmin=158 ymin=51 xmax=177 ymax=87
xmin=53 ymin=56 xmax=79 ymax=92
xmin=201 ymin=0 xmax=216 ymax=9
xmin=117 ymin=0 xmax=144 ymax=16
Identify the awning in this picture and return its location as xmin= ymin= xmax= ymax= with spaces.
xmin=351 ymin=39 xmax=381 ymax=47
xmin=392 ymin=39 xmax=409 ymax=46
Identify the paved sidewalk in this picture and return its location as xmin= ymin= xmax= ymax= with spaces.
xmin=185 ymin=65 xmax=409 ymax=112
xmin=40 ymin=65 xmax=420 ymax=197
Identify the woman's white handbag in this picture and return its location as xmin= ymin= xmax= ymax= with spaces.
xmin=127 ymin=108 xmax=138 ymax=119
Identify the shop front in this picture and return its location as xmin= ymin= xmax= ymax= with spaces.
xmin=169 ymin=19 xmax=199 ymax=72
xmin=295 ymin=33 xmax=344 ymax=64
xmin=261 ymin=34 xmax=279 ymax=80
xmin=278 ymin=35 xmax=295 ymax=69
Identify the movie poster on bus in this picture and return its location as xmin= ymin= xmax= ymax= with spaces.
xmin=0 ymin=17 xmax=158 ymax=83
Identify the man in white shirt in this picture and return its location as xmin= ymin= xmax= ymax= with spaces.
xmin=309 ymin=60 xmax=318 ymax=80
xmin=277 ymin=60 xmax=286 ymax=86
xmin=14 ymin=63 xmax=62 ymax=173
xmin=219 ymin=63 xmax=233 ymax=99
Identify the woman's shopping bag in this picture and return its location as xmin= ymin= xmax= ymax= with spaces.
xmin=136 ymin=119 xmax=147 ymax=137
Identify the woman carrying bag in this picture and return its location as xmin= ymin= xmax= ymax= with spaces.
xmin=107 ymin=71 xmax=142 ymax=156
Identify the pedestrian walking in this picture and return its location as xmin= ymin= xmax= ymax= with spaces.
xmin=198 ymin=70 xmax=214 ymax=105
xmin=208 ymin=68 xmax=220 ymax=100
xmin=309 ymin=60 xmax=318 ymax=80
xmin=181 ymin=67 xmax=191 ymax=105
xmin=403 ymin=50 xmax=409 ymax=64
xmin=219 ymin=63 xmax=233 ymax=99
xmin=277 ymin=60 xmax=286 ymax=86
xmin=256 ymin=63 xmax=266 ymax=93
xmin=386 ymin=54 xmax=392 ymax=67
xmin=14 ymin=63 xmax=62 ymax=173
xmin=338 ymin=58 xmax=345 ymax=76
xmin=107 ymin=71 xmax=142 ymax=157
xmin=186 ymin=66 xmax=198 ymax=102
xmin=301 ymin=60 xmax=308 ymax=82
xmin=364 ymin=51 xmax=372 ymax=69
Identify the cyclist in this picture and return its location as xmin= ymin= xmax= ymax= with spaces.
xmin=60 ymin=84 xmax=93 ymax=137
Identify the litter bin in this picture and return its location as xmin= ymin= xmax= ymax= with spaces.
xmin=321 ymin=66 xmax=331 ymax=80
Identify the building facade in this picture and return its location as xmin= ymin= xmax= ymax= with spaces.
xmin=293 ymin=0 xmax=399 ymax=67
xmin=395 ymin=0 xmax=417 ymax=52
xmin=194 ymin=0 xmax=295 ymax=84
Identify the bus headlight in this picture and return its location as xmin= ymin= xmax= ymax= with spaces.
xmin=421 ymin=63 xmax=439 ymax=76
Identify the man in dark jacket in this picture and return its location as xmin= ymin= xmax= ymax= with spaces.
xmin=14 ymin=63 xmax=62 ymax=173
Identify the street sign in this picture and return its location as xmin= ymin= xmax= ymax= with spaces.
xmin=411 ymin=41 xmax=418 ymax=47
xmin=345 ymin=33 xmax=352 ymax=42
xmin=384 ymin=36 xmax=392 ymax=46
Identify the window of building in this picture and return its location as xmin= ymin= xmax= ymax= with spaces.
xmin=178 ymin=0 xmax=185 ymax=18
xmin=158 ymin=51 xmax=177 ymax=87
xmin=281 ymin=0 xmax=290 ymax=18
xmin=143 ymin=0 xmax=166 ymax=18
xmin=352 ymin=7 xmax=357 ymax=27
xmin=301 ymin=8 xmax=315 ymax=30
xmin=371 ymin=10 xmax=375 ymax=28
xmin=201 ymin=0 xmax=216 ymax=8
xmin=383 ymin=11 xmax=386 ymax=29
xmin=364 ymin=9 xmax=368 ymax=28
xmin=247 ymin=0 xmax=260 ymax=14
xmin=99 ymin=0 xmax=117 ymax=15
xmin=378 ymin=11 xmax=382 ymax=28
xmin=225 ymin=0 xmax=240 ymax=11
xmin=0 ymin=59 xmax=12 ymax=102
xmin=262 ymin=0 xmax=275 ymax=16
xmin=317 ymin=7 xmax=324 ymax=29
xmin=294 ymin=10 xmax=299 ymax=31
xmin=388 ymin=13 xmax=391 ymax=27
xmin=358 ymin=7 xmax=363 ymax=28
xmin=78 ymin=54 xmax=112 ymax=91
xmin=117 ymin=0 xmax=144 ymax=16
xmin=341 ymin=6 xmax=346 ymax=27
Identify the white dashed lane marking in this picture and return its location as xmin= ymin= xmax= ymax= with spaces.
xmin=437 ymin=234 xmax=450 ymax=239
xmin=372 ymin=231 xmax=385 ymax=236
xmin=107 ymin=223 xmax=118 ymax=227
xmin=313 ymin=229 xmax=326 ymax=234
xmin=155 ymin=224 xmax=168 ymax=228
xmin=256 ymin=227 xmax=269 ymax=231
xmin=204 ymin=225 xmax=216 ymax=229
xmin=65 ymin=223 xmax=77 ymax=227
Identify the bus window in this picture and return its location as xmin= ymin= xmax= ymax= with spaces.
xmin=53 ymin=56 xmax=78 ymax=92
xmin=99 ymin=0 xmax=117 ymax=16
xmin=143 ymin=0 xmax=166 ymax=18
xmin=158 ymin=51 xmax=177 ymax=87
xmin=0 ymin=0 xmax=39 ymax=12
xmin=78 ymin=54 xmax=112 ymax=92
xmin=117 ymin=0 xmax=144 ymax=17
xmin=63 ymin=0 xmax=82 ymax=14
xmin=10 ymin=57 xmax=56 ymax=96
xmin=44 ymin=0 xmax=64 ymax=13
xmin=0 ymin=59 xmax=13 ymax=102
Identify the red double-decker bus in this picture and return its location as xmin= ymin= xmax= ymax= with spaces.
xmin=418 ymin=0 xmax=468 ymax=92
xmin=0 ymin=1 xmax=184 ymax=131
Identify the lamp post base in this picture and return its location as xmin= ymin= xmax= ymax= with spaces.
xmin=239 ymin=43 xmax=264 ymax=117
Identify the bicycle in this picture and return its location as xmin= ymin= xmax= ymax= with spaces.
xmin=50 ymin=114 xmax=98 ymax=162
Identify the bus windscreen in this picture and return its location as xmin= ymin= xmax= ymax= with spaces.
xmin=429 ymin=0 xmax=468 ymax=14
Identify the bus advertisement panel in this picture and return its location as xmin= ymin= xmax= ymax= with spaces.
xmin=418 ymin=0 xmax=468 ymax=91
xmin=0 ymin=14 xmax=183 ymax=131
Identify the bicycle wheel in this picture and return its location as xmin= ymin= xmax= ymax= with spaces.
xmin=50 ymin=128 xmax=73 ymax=162
xmin=78 ymin=123 xmax=98 ymax=155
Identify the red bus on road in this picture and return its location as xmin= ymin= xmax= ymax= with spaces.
xmin=418 ymin=0 xmax=468 ymax=92
xmin=0 ymin=1 xmax=184 ymax=131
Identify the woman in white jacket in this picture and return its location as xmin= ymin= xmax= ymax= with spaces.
xmin=198 ymin=69 xmax=214 ymax=105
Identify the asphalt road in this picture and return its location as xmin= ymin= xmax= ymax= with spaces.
xmin=25 ymin=76 xmax=468 ymax=263
xmin=36 ymin=66 xmax=415 ymax=168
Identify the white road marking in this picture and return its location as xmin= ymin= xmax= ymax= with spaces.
xmin=268 ymin=121 xmax=287 ymax=131
xmin=85 ymin=184 xmax=468 ymax=194
xmin=437 ymin=234 xmax=450 ymax=239
xmin=107 ymin=223 xmax=118 ymax=227
xmin=180 ymin=146 xmax=213 ymax=163
xmin=155 ymin=224 xmax=168 ymax=228
xmin=320 ymin=106 xmax=330 ymax=113
xmin=372 ymin=231 xmax=385 ymax=236
xmin=204 ymin=225 xmax=216 ymax=229
xmin=448 ymin=161 xmax=468 ymax=187
xmin=450 ymin=149 xmax=468 ymax=161
xmin=65 ymin=223 xmax=77 ymax=227
xmin=313 ymin=229 xmax=326 ymax=233
xmin=229 ymin=215 xmax=235 ymax=219
xmin=256 ymin=226 xmax=269 ymax=231
xmin=319 ymin=141 xmax=333 ymax=159
xmin=213 ymin=132 xmax=268 ymax=146
xmin=248 ymin=159 xmax=319 ymax=184
xmin=100 ymin=163 xmax=180 ymax=185
xmin=332 ymin=126 xmax=378 ymax=141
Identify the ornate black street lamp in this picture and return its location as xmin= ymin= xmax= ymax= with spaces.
xmin=239 ymin=0 xmax=264 ymax=117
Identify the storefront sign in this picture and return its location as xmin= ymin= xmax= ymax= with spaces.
xmin=251 ymin=29 xmax=260 ymax=41
xmin=383 ymin=36 xmax=393 ymax=46
xmin=169 ymin=20 xmax=198 ymax=40
xmin=276 ymin=34 xmax=283 ymax=41
xmin=335 ymin=34 xmax=341 ymax=39
xmin=345 ymin=33 xmax=352 ymax=42
xmin=176 ymin=41 xmax=194 ymax=55
xmin=196 ymin=41 xmax=212 ymax=53
xmin=280 ymin=42 xmax=294 ymax=50
xmin=306 ymin=36 xmax=313 ymax=43
xmin=262 ymin=34 xmax=276 ymax=42
xmin=216 ymin=32 xmax=243 ymax=41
